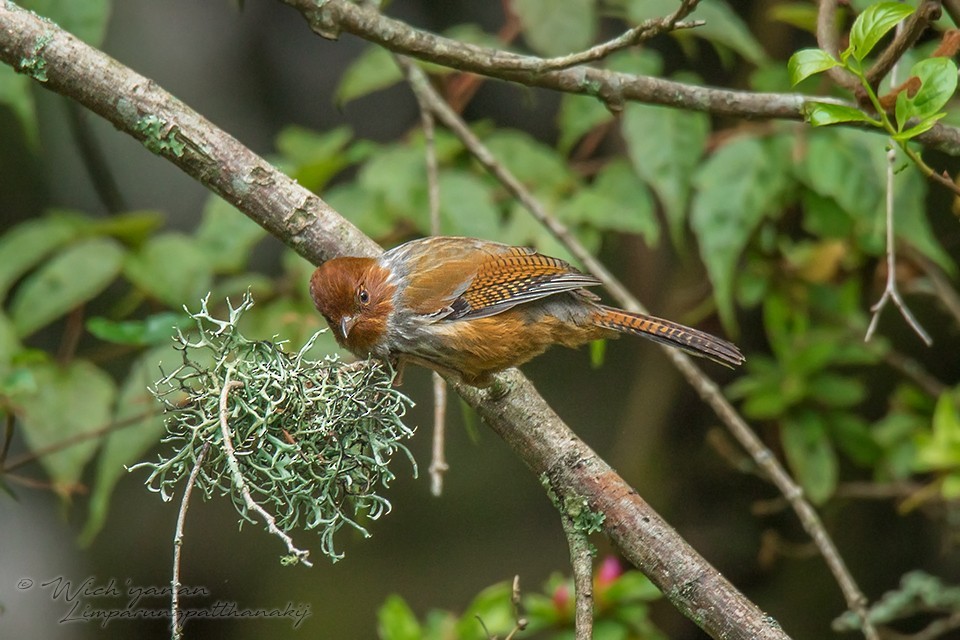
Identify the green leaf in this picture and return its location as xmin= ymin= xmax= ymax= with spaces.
xmin=829 ymin=413 xmax=882 ymax=467
xmin=848 ymin=2 xmax=915 ymax=62
xmin=455 ymin=581 xmax=514 ymax=639
xmin=325 ymin=182 xmax=395 ymax=240
xmin=769 ymin=3 xmax=820 ymax=33
xmin=622 ymin=103 xmax=709 ymax=247
xmin=86 ymin=312 xmax=190 ymax=346
xmin=438 ymin=170 xmax=501 ymax=239
xmin=557 ymin=94 xmax=614 ymax=154
xmin=89 ymin=210 xmax=165 ymax=245
xmin=484 ymin=130 xmax=575 ymax=195
xmin=804 ymin=101 xmax=873 ymax=126
xmin=21 ymin=0 xmax=112 ymax=45
xmin=275 ymin=125 xmax=353 ymax=192
xmin=11 ymin=360 xmax=116 ymax=497
xmin=895 ymin=57 xmax=958 ymax=131
xmin=691 ymin=137 xmax=792 ymax=329
xmin=377 ymin=595 xmax=422 ymax=640
xmin=513 ymin=0 xmax=597 ymax=57
xmin=559 ymin=160 xmax=658 ymax=244
xmin=0 ymin=214 xmax=83 ymax=299
xmin=358 ymin=145 xmax=427 ymax=223
xmin=624 ymin=0 xmax=765 ymax=65
xmin=195 ymin=196 xmax=267 ymax=272
xmin=892 ymin=114 xmax=945 ymax=141
xmin=604 ymin=571 xmax=662 ymax=602
xmin=788 ymin=49 xmax=841 ymax=85
xmin=782 ymin=411 xmax=838 ymax=504
xmin=123 ymin=233 xmax=213 ymax=307
xmin=336 ymin=45 xmax=403 ymax=105
xmin=9 ymin=237 xmax=125 ymax=337
xmin=808 ymin=373 xmax=866 ymax=408
xmin=79 ymin=345 xmax=173 ymax=545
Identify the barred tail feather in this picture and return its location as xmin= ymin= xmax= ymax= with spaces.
xmin=593 ymin=306 xmax=744 ymax=367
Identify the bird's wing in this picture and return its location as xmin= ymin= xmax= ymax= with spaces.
xmin=448 ymin=245 xmax=601 ymax=320
xmin=389 ymin=237 xmax=601 ymax=321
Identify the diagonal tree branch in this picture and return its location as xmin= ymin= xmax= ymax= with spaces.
xmin=394 ymin=55 xmax=879 ymax=640
xmin=281 ymin=0 xmax=960 ymax=157
xmin=0 ymin=3 xmax=789 ymax=638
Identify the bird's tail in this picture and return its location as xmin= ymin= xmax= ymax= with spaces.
xmin=593 ymin=305 xmax=744 ymax=367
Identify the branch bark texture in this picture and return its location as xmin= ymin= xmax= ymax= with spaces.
xmin=0 ymin=2 xmax=789 ymax=638
xmin=285 ymin=0 xmax=960 ymax=156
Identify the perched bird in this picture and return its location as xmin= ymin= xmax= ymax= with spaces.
xmin=309 ymin=236 xmax=743 ymax=386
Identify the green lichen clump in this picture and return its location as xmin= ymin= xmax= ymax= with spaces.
xmin=134 ymin=293 xmax=416 ymax=562
xmin=135 ymin=114 xmax=186 ymax=157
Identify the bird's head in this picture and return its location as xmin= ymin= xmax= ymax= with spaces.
xmin=309 ymin=257 xmax=395 ymax=356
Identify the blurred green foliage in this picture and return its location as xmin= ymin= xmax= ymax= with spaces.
xmin=379 ymin=558 xmax=665 ymax=640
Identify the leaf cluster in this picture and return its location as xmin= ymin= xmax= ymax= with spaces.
xmin=379 ymin=560 xmax=664 ymax=640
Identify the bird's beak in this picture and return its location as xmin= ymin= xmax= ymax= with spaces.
xmin=340 ymin=314 xmax=358 ymax=339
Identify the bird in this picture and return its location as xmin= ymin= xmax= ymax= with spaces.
xmin=309 ymin=236 xmax=744 ymax=387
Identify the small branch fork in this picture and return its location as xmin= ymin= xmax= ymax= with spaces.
xmin=863 ymin=20 xmax=933 ymax=347
xmin=530 ymin=0 xmax=704 ymax=72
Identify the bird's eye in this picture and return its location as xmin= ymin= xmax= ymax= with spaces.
xmin=357 ymin=287 xmax=370 ymax=305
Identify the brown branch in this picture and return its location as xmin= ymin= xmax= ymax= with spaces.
xmin=558 ymin=505 xmax=594 ymax=640
xmin=0 ymin=4 xmax=794 ymax=638
xmin=395 ymin=55 xmax=876 ymax=638
xmin=817 ymin=0 xmax=860 ymax=92
xmin=283 ymin=0 xmax=960 ymax=156
xmin=529 ymin=0 xmax=704 ymax=72
xmin=946 ymin=0 xmax=960 ymax=26
xmin=455 ymin=372 xmax=787 ymax=640
xmin=171 ymin=441 xmax=208 ymax=640
xmin=866 ymin=0 xmax=942 ymax=88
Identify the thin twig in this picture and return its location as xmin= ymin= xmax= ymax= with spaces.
xmin=531 ymin=0 xmax=704 ymax=72
xmin=503 ymin=575 xmax=529 ymax=640
xmin=816 ymin=0 xmax=860 ymax=92
xmin=218 ymin=372 xmax=313 ymax=567
xmin=865 ymin=0 xmax=942 ymax=88
xmin=560 ymin=511 xmax=594 ymax=640
xmin=0 ymin=412 xmax=13 ymax=467
xmin=171 ymin=441 xmax=209 ymax=640
xmin=865 ymin=23 xmax=933 ymax=348
xmin=2 ymin=408 xmax=162 ymax=474
xmin=65 ymin=101 xmax=127 ymax=213
xmin=395 ymin=56 xmax=876 ymax=640
xmin=56 ymin=305 xmax=85 ymax=365
xmin=945 ymin=0 xmax=960 ymax=26
xmin=429 ymin=372 xmax=448 ymax=496
xmin=882 ymin=348 xmax=947 ymax=397
xmin=882 ymin=611 xmax=960 ymax=640
xmin=403 ymin=54 xmax=450 ymax=497
xmin=904 ymin=245 xmax=960 ymax=330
